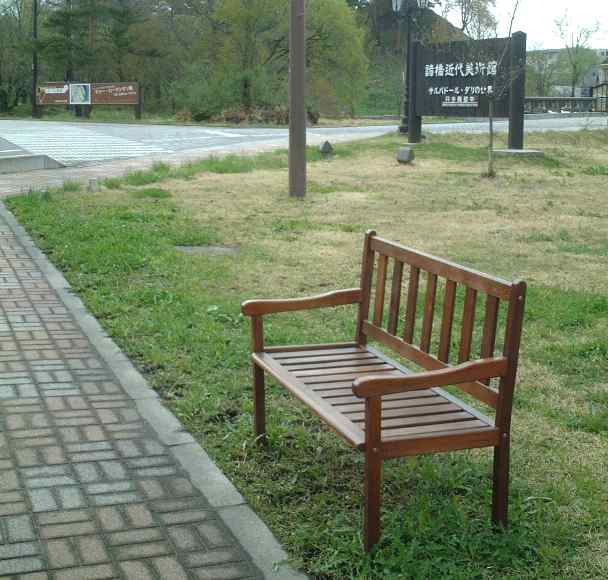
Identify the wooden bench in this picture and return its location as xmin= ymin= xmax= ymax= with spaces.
xmin=241 ymin=231 xmax=526 ymax=552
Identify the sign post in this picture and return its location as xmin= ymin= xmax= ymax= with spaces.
xmin=508 ymin=32 xmax=526 ymax=150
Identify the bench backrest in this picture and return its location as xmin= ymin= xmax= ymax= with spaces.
xmin=356 ymin=231 xmax=526 ymax=414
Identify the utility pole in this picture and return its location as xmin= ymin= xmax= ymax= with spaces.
xmin=32 ymin=0 xmax=40 ymax=118
xmin=289 ymin=0 xmax=306 ymax=198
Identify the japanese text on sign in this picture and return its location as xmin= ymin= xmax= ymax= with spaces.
xmin=424 ymin=61 xmax=498 ymax=78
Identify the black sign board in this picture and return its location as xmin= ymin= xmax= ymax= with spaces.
xmin=416 ymin=37 xmax=511 ymax=118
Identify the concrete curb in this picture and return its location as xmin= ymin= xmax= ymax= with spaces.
xmin=0 ymin=201 xmax=309 ymax=580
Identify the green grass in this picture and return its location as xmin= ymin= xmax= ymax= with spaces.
xmin=103 ymin=147 xmax=340 ymax=189
xmin=7 ymin=130 xmax=608 ymax=579
xmin=583 ymin=164 xmax=608 ymax=176
xmin=131 ymin=187 xmax=171 ymax=199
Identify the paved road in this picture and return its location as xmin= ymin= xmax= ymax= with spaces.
xmin=424 ymin=114 xmax=608 ymax=136
xmin=0 ymin=121 xmax=396 ymax=167
xmin=1 ymin=115 xmax=604 ymax=168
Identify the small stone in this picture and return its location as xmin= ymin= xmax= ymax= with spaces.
xmin=397 ymin=147 xmax=415 ymax=164
xmin=319 ymin=141 xmax=333 ymax=158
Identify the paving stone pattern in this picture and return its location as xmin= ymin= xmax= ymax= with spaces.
xmin=0 ymin=216 xmax=261 ymax=579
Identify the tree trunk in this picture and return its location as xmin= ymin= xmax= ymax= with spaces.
xmin=487 ymin=99 xmax=496 ymax=178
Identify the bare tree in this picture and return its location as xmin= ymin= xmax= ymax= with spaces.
xmin=526 ymin=46 xmax=559 ymax=97
xmin=441 ymin=0 xmax=497 ymax=38
xmin=554 ymin=12 xmax=600 ymax=97
xmin=484 ymin=0 xmax=519 ymax=177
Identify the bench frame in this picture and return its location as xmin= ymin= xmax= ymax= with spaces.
xmin=242 ymin=230 xmax=526 ymax=551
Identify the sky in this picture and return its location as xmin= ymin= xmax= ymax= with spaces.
xmin=448 ymin=0 xmax=608 ymax=49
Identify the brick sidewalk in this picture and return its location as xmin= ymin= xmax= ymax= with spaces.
xmin=0 ymin=206 xmax=304 ymax=579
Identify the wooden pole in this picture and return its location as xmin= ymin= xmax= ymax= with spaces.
xmin=31 ymin=0 xmax=40 ymax=118
xmin=289 ymin=0 xmax=306 ymax=198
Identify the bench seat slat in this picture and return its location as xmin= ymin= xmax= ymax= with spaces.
xmin=270 ymin=345 xmax=363 ymax=358
xmin=382 ymin=427 xmax=500 ymax=458
xmin=365 ymin=411 xmax=476 ymax=431
xmin=293 ymin=363 xmax=394 ymax=377
xmin=326 ymin=390 xmax=440 ymax=406
xmin=381 ymin=418 xmax=488 ymax=440
xmin=343 ymin=402 xmax=459 ymax=421
xmin=260 ymin=344 xmax=495 ymax=448
xmin=286 ymin=358 xmax=385 ymax=372
xmin=281 ymin=352 xmax=378 ymax=366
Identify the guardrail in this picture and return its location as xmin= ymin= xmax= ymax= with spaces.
xmin=524 ymin=96 xmax=608 ymax=114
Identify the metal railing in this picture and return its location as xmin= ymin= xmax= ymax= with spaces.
xmin=524 ymin=96 xmax=608 ymax=114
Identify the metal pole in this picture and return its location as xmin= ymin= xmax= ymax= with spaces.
xmin=31 ymin=0 xmax=39 ymax=118
xmin=289 ymin=0 xmax=306 ymax=198
xmin=399 ymin=6 xmax=411 ymax=134
xmin=407 ymin=39 xmax=422 ymax=143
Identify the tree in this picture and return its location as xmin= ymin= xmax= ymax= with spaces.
xmin=442 ymin=0 xmax=497 ymax=39
xmin=212 ymin=0 xmax=368 ymax=115
xmin=525 ymin=47 xmax=559 ymax=97
xmin=554 ymin=13 xmax=600 ymax=97
xmin=0 ymin=0 xmax=31 ymax=112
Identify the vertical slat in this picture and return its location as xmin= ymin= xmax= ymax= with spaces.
xmin=481 ymin=295 xmax=500 ymax=358
xmin=356 ymin=230 xmax=377 ymax=344
xmin=387 ymin=261 xmax=404 ymax=335
xmin=458 ymin=287 xmax=477 ymax=362
xmin=480 ymin=295 xmax=500 ymax=385
xmin=373 ymin=254 xmax=389 ymax=327
xmin=403 ymin=266 xmax=420 ymax=343
xmin=438 ymin=279 xmax=457 ymax=362
xmin=420 ymin=273 xmax=438 ymax=353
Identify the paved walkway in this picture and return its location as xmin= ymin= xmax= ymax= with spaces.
xmin=0 ymin=205 xmax=305 ymax=579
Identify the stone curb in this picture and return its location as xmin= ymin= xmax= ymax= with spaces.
xmin=0 ymin=201 xmax=309 ymax=580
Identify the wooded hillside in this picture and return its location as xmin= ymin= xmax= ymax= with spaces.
xmin=0 ymin=0 xmax=485 ymax=118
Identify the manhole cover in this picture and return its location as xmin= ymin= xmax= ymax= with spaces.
xmin=176 ymin=245 xmax=240 ymax=257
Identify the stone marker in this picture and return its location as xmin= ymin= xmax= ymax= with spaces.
xmin=397 ymin=147 xmax=415 ymax=164
xmin=88 ymin=178 xmax=100 ymax=193
xmin=319 ymin=141 xmax=334 ymax=159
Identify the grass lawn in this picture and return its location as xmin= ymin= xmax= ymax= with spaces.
xmin=7 ymin=129 xmax=608 ymax=579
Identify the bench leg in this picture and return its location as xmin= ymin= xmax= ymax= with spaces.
xmin=252 ymin=363 xmax=266 ymax=444
xmin=492 ymin=434 xmax=510 ymax=528
xmin=364 ymin=448 xmax=382 ymax=552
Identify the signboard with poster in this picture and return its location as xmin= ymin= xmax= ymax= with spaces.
xmin=91 ymin=83 xmax=139 ymax=105
xmin=36 ymin=83 xmax=69 ymax=106
xmin=69 ymin=83 xmax=91 ymax=106
xmin=37 ymin=82 xmax=142 ymax=118
xmin=408 ymin=32 xmax=527 ymax=149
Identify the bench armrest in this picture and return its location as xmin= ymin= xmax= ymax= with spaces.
xmin=241 ymin=288 xmax=361 ymax=317
xmin=352 ymin=358 xmax=508 ymax=399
